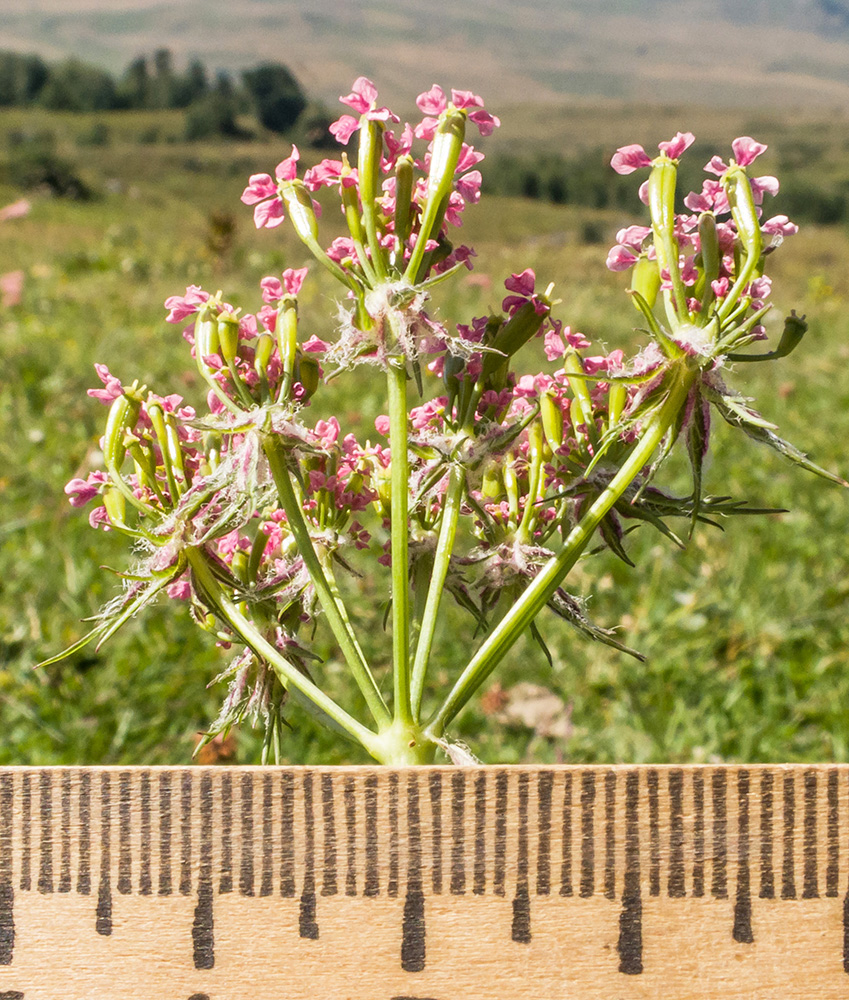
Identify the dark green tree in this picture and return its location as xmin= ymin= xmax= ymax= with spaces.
xmin=38 ymin=59 xmax=117 ymax=111
xmin=0 ymin=51 xmax=49 ymax=106
xmin=242 ymin=62 xmax=306 ymax=133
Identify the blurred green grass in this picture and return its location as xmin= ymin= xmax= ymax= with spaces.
xmin=1 ymin=106 xmax=848 ymax=766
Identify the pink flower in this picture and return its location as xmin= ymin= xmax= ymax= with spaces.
xmin=260 ymin=266 xmax=309 ymax=303
xmin=330 ymin=77 xmax=399 ymax=147
xmin=240 ymin=148 xmax=300 ymax=229
xmin=414 ymin=84 xmax=500 ymax=137
xmin=164 ymin=284 xmax=210 ymax=323
xmin=658 ymin=132 xmax=695 ymax=159
xmin=605 ymin=245 xmax=639 ymax=272
xmin=763 ymin=215 xmax=798 ymax=237
xmin=87 ymin=363 xmax=123 ymax=404
xmin=732 ymin=136 xmax=768 ymax=167
xmin=0 ymin=270 xmax=24 ymax=308
xmin=375 ymin=415 xmax=390 ymax=435
xmin=65 ymin=470 xmax=108 ymax=507
xmin=610 ymin=144 xmax=653 ymax=175
xmin=611 ymin=132 xmax=694 ymax=174
xmin=0 ymin=198 xmax=30 ymax=222
xmin=302 ymin=335 xmax=329 ymax=353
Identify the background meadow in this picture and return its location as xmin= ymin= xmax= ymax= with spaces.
xmin=1 ymin=68 xmax=848 ymax=766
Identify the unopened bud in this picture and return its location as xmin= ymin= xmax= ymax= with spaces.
xmin=295 ymin=353 xmax=320 ymax=399
xmin=254 ymin=332 xmax=274 ymax=377
xmin=280 ymin=181 xmax=320 ymax=244
xmin=540 ymin=391 xmax=563 ymax=452
xmin=103 ymin=382 xmax=145 ymax=473
xmin=217 ymin=312 xmax=240 ymax=365
xmin=630 ymin=256 xmax=660 ymax=311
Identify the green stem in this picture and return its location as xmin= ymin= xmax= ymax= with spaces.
xmin=262 ymin=433 xmax=391 ymax=729
xmin=409 ymin=461 xmax=465 ymax=720
xmin=427 ymin=361 xmax=698 ymax=736
xmin=186 ymin=548 xmax=381 ymax=755
xmin=387 ymin=358 xmax=413 ymax=726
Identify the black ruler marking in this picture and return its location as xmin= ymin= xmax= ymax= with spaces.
xmin=344 ymin=775 xmax=357 ymax=898
xmin=428 ymin=772 xmax=442 ymax=896
xmin=760 ymin=770 xmax=775 ymax=899
xmin=239 ymin=772 xmax=254 ymax=897
xmin=711 ymin=770 xmax=728 ymax=900
xmin=139 ymin=771 xmax=152 ymax=895
xmin=401 ymin=773 xmax=426 ymax=973
xmin=668 ymin=769 xmax=685 ymax=898
xmin=560 ymin=771 xmax=573 ymax=897
xmin=782 ymin=773 xmax=797 ymax=900
xmin=180 ymin=771 xmax=192 ymax=897
xmin=844 ymin=771 xmax=849 ymax=973
xmin=96 ymin=772 xmax=112 ymax=936
xmin=280 ymin=771 xmax=295 ymax=897
xmin=827 ymin=768 xmax=839 ymax=898
xmin=450 ymin=773 xmax=465 ymax=896
xmin=604 ymin=771 xmax=616 ymax=901
xmin=77 ymin=771 xmax=91 ymax=896
xmin=299 ymin=772 xmax=318 ymax=939
xmin=219 ymin=773 xmax=232 ymax=894
xmin=648 ymin=769 xmax=660 ymax=898
xmin=321 ymin=773 xmax=337 ymax=897
xmin=389 ymin=773 xmax=400 ymax=898
xmin=158 ymin=772 xmax=172 ymax=896
xmin=364 ymin=774 xmax=379 ymax=897
xmin=117 ymin=771 xmax=132 ymax=895
xmin=579 ymin=772 xmax=595 ymax=898
xmin=473 ymin=772 xmax=486 ymax=896
xmin=192 ymin=773 xmax=214 ymax=970
xmin=692 ymin=771 xmax=705 ymax=898
xmin=493 ymin=771 xmax=507 ymax=898
xmin=733 ymin=770 xmax=754 ymax=944
xmin=536 ymin=771 xmax=553 ymax=897
xmin=37 ymin=771 xmax=52 ymax=895
xmin=618 ymin=769 xmax=642 ymax=975
xmin=58 ymin=771 xmax=71 ymax=894
xmin=19 ymin=773 xmax=30 ymax=894
xmin=0 ymin=773 xmax=14 ymax=965
xmin=261 ymin=774 xmax=273 ymax=897
xmin=803 ymin=769 xmax=818 ymax=899
xmin=511 ymin=772 xmax=531 ymax=944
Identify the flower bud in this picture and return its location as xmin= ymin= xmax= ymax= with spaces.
xmin=103 ymin=382 xmax=145 ymax=473
xmin=194 ymin=305 xmax=220 ymax=364
xmin=776 ymin=310 xmax=807 ymax=357
xmin=254 ymin=332 xmax=274 ymax=377
xmin=482 ymin=301 xmax=550 ymax=379
xmin=280 ymin=180 xmax=320 ymax=244
xmin=217 ymin=312 xmax=240 ymax=364
xmin=393 ymin=153 xmax=415 ymax=246
xmin=540 ymin=391 xmax=563 ymax=452
xmin=723 ymin=165 xmax=762 ymax=263
xmin=295 ymin=352 xmax=320 ymax=399
xmin=231 ymin=549 xmax=249 ymax=585
xmin=630 ymin=256 xmax=660 ymax=311
xmin=608 ymin=382 xmax=628 ymax=428
xmin=102 ymin=484 xmax=126 ymax=527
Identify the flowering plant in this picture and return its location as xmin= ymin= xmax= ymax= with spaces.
xmin=49 ymin=79 xmax=845 ymax=765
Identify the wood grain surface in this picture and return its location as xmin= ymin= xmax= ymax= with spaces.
xmin=0 ymin=765 xmax=846 ymax=998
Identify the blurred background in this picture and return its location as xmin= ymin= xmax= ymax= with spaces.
xmin=2 ymin=0 xmax=849 ymax=766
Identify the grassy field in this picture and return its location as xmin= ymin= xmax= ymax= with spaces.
xmin=1 ymin=103 xmax=848 ymax=766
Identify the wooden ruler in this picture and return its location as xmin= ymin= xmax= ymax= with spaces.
xmin=1 ymin=765 xmax=848 ymax=998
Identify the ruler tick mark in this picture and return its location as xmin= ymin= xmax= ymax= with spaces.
xmin=711 ymin=770 xmax=728 ymax=900
xmin=299 ymin=772 xmax=318 ymax=939
xmin=560 ymin=772 xmax=573 ymax=897
xmin=536 ymin=771 xmax=553 ymax=897
xmin=759 ymin=771 xmax=774 ymax=899
xmin=364 ymin=774 xmax=379 ymax=897
xmin=579 ymin=772 xmax=595 ymax=898
xmin=605 ymin=771 xmax=616 ymax=901
xmin=261 ymin=774 xmax=273 ymax=897
xmin=58 ymin=771 xmax=71 ymax=893
xmin=0 ymin=773 xmax=13 ymax=965
xmin=158 ymin=772 xmax=172 ymax=896
xmin=218 ymin=773 xmax=232 ymax=895
xmin=450 ymin=774 xmax=465 ymax=896
xmin=96 ymin=772 xmax=112 ymax=937
xmin=180 ymin=772 xmax=193 ymax=896
xmin=239 ymin=772 xmax=254 ymax=897
xmin=321 ymin=773 xmax=338 ymax=897
xmin=192 ymin=774 xmax=215 ymax=970
xmin=618 ymin=770 xmax=642 ymax=975
xmin=117 ymin=771 xmax=132 ymax=895
xmin=668 ymin=770 xmax=685 ymax=898
xmin=493 ymin=771 xmax=507 ymax=898
xmin=511 ymin=773 xmax=531 ymax=944
xmin=344 ymin=776 xmax=357 ymax=897
xmin=402 ymin=774 xmax=426 ymax=972
xmin=473 ymin=773 xmax=486 ymax=896
xmin=803 ymin=769 xmax=818 ymax=899
xmin=827 ymin=768 xmax=839 ymax=897
xmin=280 ymin=771 xmax=295 ymax=897
xmin=733 ymin=770 xmax=754 ymax=945
xmin=782 ymin=773 xmax=797 ymax=900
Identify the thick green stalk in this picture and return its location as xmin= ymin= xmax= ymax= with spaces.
xmin=409 ymin=461 xmax=465 ymax=720
xmin=427 ymin=361 xmax=698 ymax=736
xmin=261 ymin=432 xmax=391 ymax=729
xmin=387 ymin=358 xmax=413 ymax=726
xmin=186 ymin=548 xmax=381 ymax=756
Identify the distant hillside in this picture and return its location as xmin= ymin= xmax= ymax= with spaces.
xmin=4 ymin=0 xmax=849 ymax=110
